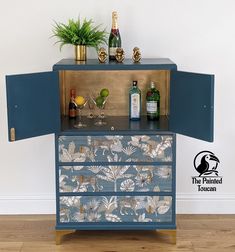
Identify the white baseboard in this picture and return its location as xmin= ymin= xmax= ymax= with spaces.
xmin=177 ymin=193 xmax=235 ymax=214
xmin=0 ymin=195 xmax=55 ymax=214
xmin=0 ymin=194 xmax=235 ymax=214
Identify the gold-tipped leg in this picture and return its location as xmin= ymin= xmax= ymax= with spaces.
xmin=157 ymin=229 xmax=177 ymax=244
xmin=55 ymin=229 xmax=76 ymax=245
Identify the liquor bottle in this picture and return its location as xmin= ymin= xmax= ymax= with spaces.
xmin=109 ymin=11 xmax=121 ymax=61
xmin=69 ymin=89 xmax=77 ymax=119
xmin=129 ymin=81 xmax=141 ymax=120
xmin=146 ymin=81 xmax=160 ymax=120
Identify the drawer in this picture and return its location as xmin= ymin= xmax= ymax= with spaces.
xmin=59 ymin=165 xmax=172 ymax=193
xmin=58 ymin=135 xmax=173 ymax=163
xmin=59 ymin=195 xmax=172 ymax=223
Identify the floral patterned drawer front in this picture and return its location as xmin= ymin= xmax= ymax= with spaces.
xmin=60 ymin=195 xmax=172 ymax=223
xmin=58 ymin=135 xmax=173 ymax=163
xmin=59 ymin=165 xmax=172 ymax=193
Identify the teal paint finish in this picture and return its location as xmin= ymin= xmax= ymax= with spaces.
xmin=6 ymin=71 xmax=60 ymax=141
xmin=170 ymin=70 xmax=214 ymax=142
xmin=61 ymin=115 xmax=170 ymax=133
xmin=56 ymin=223 xmax=176 ymax=230
xmin=5 ymin=58 xmax=216 ymax=233
xmin=53 ymin=58 xmax=177 ymax=71
xmin=56 ymin=132 xmax=176 ymax=231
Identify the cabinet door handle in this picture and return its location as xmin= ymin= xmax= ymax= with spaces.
xmin=10 ymin=128 xmax=16 ymax=141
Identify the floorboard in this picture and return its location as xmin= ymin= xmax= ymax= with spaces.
xmin=0 ymin=215 xmax=234 ymax=252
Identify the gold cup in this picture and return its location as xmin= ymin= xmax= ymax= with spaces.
xmin=75 ymin=45 xmax=87 ymax=61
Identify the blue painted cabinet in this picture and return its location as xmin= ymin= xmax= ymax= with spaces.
xmin=5 ymin=59 xmax=214 ymax=243
xmin=56 ymin=133 xmax=176 ymax=231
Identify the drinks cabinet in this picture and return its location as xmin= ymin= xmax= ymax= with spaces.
xmin=6 ymin=58 xmax=214 ymax=244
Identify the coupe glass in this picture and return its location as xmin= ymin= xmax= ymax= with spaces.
xmin=74 ymin=99 xmax=88 ymax=128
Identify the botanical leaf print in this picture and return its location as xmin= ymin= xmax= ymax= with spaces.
xmin=59 ymin=135 xmax=172 ymax=162
xmin=105 ymin=214 xmax=122 ymax=222
xmin=155 ymin=167 xmax=171 ymax=179
xmin=157 ymin=205 xmax=171 ymax=214
xmin=122 ymin=146 xmax=137 ymax=156
xmin=120 ymin=179 xmax=135 ymax=192
xmin=101 ymin=196 xmax=118 ymax=213
xmin=60 ymin=196 xmax=172 ymax=223
xmin=140 ymin=135 xmax=151 ymax=142
xmin=60 ymin=148 xmax=72 ymax=162
xmin=135 ymin=173 xmax=152 ymax=188
xmin=68 ymin=141 xmax=76 ymax=155
xmin=134 ymin=213 xmax=152 ymax=222
xmin=96 ymin=174 xmax=114 ymax=183
xmin=59 ymin=165 xmax=172 ymax=192
xmin=73 ymin=165 xmax=84 ymax=171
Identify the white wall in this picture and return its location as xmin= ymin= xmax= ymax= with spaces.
xmin=0 ymin=0 xmax=234 ymax=214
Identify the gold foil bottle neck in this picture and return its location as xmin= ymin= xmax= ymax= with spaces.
xmin=112 ymin=11 xmax=118 ymax=29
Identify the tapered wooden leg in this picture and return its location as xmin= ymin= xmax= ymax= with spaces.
xmin=55 ymin=229 xmax=76 ymax=245
xmin=157 ymin=229 xmax=177 ymax=244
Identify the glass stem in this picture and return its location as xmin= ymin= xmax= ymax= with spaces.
xmin=78 ymin=108 xmax=82 ymax=123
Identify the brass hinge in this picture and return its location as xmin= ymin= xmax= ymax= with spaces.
xmin=10 ymin=128 xmax=16 ymax=141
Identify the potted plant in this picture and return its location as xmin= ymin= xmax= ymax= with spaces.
xmin=52 ymin=17 xmax=107 ymax=61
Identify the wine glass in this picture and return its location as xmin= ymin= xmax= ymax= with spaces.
xmin=74 ymin=99 xmax=88 ymax=128
xmin=90 ymin=94 xmax=108 ymax=126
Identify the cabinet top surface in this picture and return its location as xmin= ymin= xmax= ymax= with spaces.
xmin=60 ymin=116 xmax=172 ymax=135
xmin=53 ymin=58 xmax=177 ymax=71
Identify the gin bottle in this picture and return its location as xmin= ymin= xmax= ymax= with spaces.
xmin=129 ymin=81 xmax=141 ymax=120
xmin=146 ymin=81 xmax=160 ymax=120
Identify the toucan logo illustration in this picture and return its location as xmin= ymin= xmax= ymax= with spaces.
xmin=193 ymin=151 xmax=220 ymax=177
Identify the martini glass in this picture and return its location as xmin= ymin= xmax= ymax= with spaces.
xmin=91 ymin=95 xmax=108 ymax=126
xmin=87 ymin=95 xmax=95 ymax=119
xmin=74 ymin=100 xmax=88 ymax=128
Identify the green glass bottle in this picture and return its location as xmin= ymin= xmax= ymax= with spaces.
xmin=146 ymin=81 xmax=160 ymax=120
xmin=109 ymin=11 xmax=121 ymax=61
xmin=129 ymin=80 xmax=141 ymax=120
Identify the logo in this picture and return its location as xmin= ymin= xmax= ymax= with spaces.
xmin=193 ymin=151 xmax=220 ymax=176
xmin=192 ymin=151 xmax=222 ymax=192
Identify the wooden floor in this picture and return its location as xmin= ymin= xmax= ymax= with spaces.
xmin=0 ymin=215 xmax=235 ymax=252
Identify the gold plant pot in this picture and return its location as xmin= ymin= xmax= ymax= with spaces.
xmin=75 ymin=45 xmax=87 ymax=61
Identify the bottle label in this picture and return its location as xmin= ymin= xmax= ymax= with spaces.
xmin=147 ymin=101 xmax=157 ymax=113
xmin=131 ymin=94 xmax=140 ymax=118
xmin=109 ymin=47 xmax=118 ymax=56
xmin=69 ymin=109 xmax=76 ymax=118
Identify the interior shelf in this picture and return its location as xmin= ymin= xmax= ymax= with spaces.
xmin=61 ymin=115 xmax=170 ymax=134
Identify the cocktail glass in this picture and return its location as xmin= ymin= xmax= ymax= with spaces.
xmin=74 ymin=100 xmax=88 ymax=128
xmin=90 ymin=95 xmax=108 ymax=126
xmin=87 ymin=95 xmax=95 ymax=119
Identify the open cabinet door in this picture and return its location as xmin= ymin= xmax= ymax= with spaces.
xmin=6 ymin=71 xmax=60 ymax=141
xmin=170 ymin=70 xmax=214 ymax=142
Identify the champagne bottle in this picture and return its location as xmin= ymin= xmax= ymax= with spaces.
xmin=146 ymin=81 xmax=160 ymax=120
xmin=129 ymin=81 xmax=141 ymax=120
xmin=109 ymin=11 xmax=121 ymax=61
xmin=69 ymin=89 xmax=76 ymax=119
